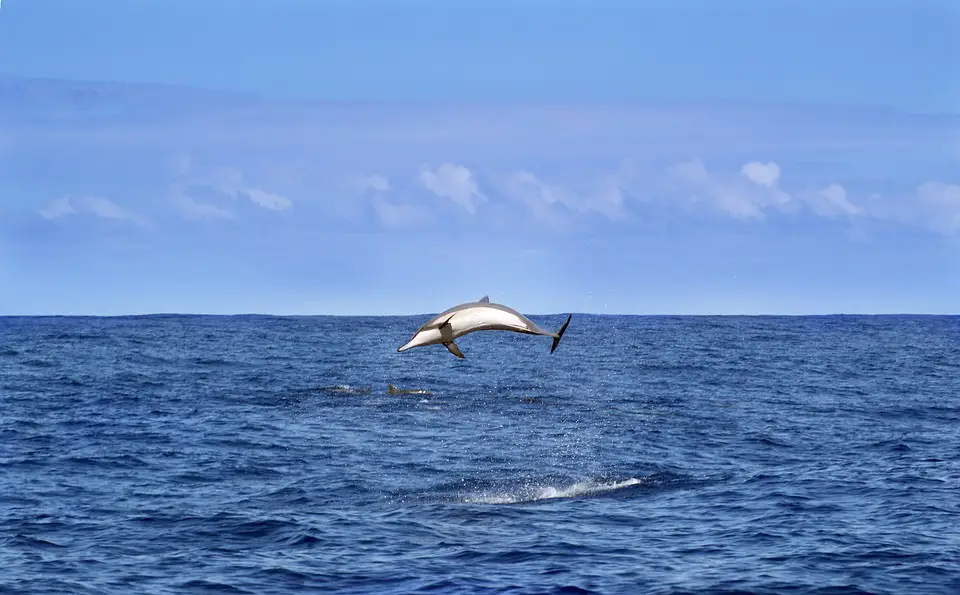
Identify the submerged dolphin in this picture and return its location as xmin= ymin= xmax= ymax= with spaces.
xmin=397 ymin=296 xmax=572 ymax=358
xmin=387 ymin=384 xmax=432 ymax=395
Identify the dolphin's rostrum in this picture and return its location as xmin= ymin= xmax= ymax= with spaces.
xmin=397 ymin=296 xmax=572 ymax=358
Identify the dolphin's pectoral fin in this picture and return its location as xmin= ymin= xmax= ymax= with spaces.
xmin=443 ymin=341 xmax=465 ymax=358
xmin=478 ymin=295 xmax=490 ymax=303
xmin=438 ymin=313 xmax=456 ymax=342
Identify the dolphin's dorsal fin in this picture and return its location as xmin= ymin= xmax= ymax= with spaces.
xmin=478 ymin=295 xmax=490 ymax=303
xmin=444 ymin=341 xmax=465 ymax=358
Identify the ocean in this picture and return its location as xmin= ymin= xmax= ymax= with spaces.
xmin=2 ymin=314 xmax=958 ymax=594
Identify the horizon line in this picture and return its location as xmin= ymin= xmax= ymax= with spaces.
xmin=1 ymin=311 xmax=956 ymax=319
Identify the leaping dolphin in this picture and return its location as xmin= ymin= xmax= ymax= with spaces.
xmin=397 ymin=296 xmax=572 ymax=359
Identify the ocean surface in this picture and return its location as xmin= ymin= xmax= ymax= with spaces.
xmin=2 ymin=314 xmax=959 ymax=594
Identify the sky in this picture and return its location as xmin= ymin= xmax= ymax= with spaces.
xmin=0 ymin=0 xmax=958 ymax=315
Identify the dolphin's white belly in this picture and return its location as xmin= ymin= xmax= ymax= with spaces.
xmin=449 ymin=308 xmax=528 ymax=337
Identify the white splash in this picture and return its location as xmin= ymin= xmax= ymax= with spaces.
xmin=463 ymin=477 xmax=645 ymax=505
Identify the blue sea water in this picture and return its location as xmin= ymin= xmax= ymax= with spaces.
xmin=1 ymin=314 xmax=959 ymax=594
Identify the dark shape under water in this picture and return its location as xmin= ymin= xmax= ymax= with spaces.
xmin=387 ymin=384 xmax=432 ymax=396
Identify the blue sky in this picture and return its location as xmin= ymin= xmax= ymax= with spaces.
xmin=1 ymin=0 xmax=958 ymax=315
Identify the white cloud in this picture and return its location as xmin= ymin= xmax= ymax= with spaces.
xmin=670 ymin=159 xmax=879 ymax=221
xmin=496 ymin=164 xmax=630 ymax=226
xmin=206 ymin=167 xmax=246 ymax=196
xmin=38 ymin=195 xmax=146 ymax=225
xmin=206 ymin=168 xmax=292 ymax=212
xmin=741 ymin=161 xmax=781 ymax=187
xmin=858 ymin=181 xmax=960 ymax=234
xmin=39 ymin=196 xmax=76 ymax=220
xmin=670 ymin=160 xmax=957 ymax=234
xmin=502 ymin=170 xmax=572 ymax=207
xmin=587 ymin=158 xmax=633 ymax=219
xmin=345 ymin=173 xmax=391 ymax=196
xmin=668 ymin=159 xmax=771 ymax=220
xmin=917 ymin=181 xmax=960 ymax=206
xmin=795 ymin=179 xmax=960 ymax=233
xmin=497 ymin=170 xmax=576 ymax=231
xmin=418 ymin=162 xmax=486 ymax=214
xmin=83 ymin=196 xmax=133 ymax=220
xmin=170 ymin=187 xmax=235 ymax=220
xmin=803 ymin=183 xmax=863 ymax=218
xmin=739 ymin=161 xmax=791 ymax=210
xmin=591 ymin=185 xmax=626 ymax=214
xmin=11 ymin=78 xmax=959 ymax=243
xmin=246 ymin=188 xmax=292 ymax=211
xmin=172 ymin=158 xmax=293 ymax=217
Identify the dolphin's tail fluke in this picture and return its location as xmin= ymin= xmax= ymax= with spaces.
xmin=550 ymin=314 xmax=572 ymax=353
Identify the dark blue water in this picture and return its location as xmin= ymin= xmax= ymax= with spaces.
xmin=2 ymin=314 xmax=959 ymax=594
